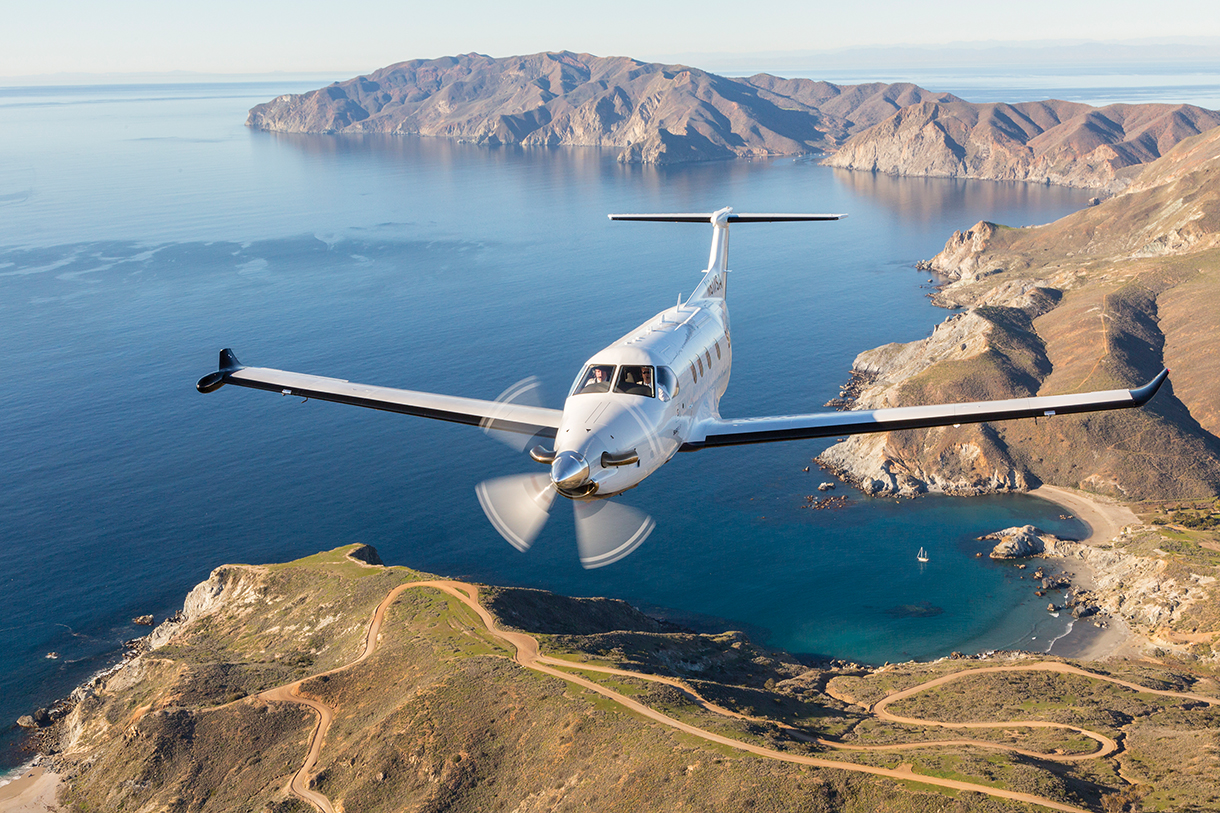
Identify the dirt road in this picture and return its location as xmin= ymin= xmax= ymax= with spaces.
xmin=262 ymin=570 xmax=1217 ymax=813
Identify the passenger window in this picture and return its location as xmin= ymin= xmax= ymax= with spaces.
xmin=715 ymin=341 xmax=721 ymax=359
xmin=573 ymin=364 xmax=616 ymax=395
xmin=614 ymin=365 xmax=655 ymax=397
xmin=705 ymin=350 xmax=712 ymax=368
xmin=696 ymin=356 xmax=703 ymax=376
xmin=690 ymin=363 xmax=697 ymax=383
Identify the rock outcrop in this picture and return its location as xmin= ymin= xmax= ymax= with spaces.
xmin=146 ymin=565 xmax=268 ymax=649
xmin=1044 ymin=531 xmax=1217 ymax=634
xmin=823 ymin=99 xmax=1220 ymax=192
xmin=985 ymin=525 xmax=1057 ymax=558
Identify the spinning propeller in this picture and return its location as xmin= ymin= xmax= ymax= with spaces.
xmin=476 ymin=378 xmax=656 ymax=568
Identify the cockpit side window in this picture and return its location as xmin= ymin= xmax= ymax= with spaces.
xmin=656 ymin=366 xmax=679 ymax=400
xmin=573 ymin=364 xmax=616 ymax=395
xmin=614 ymin=365 xmax=655 ymax=397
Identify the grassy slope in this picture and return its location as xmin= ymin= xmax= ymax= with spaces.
xmin=48 ymin=546 xmax=1220 ymax=813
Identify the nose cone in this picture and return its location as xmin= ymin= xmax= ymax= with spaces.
xmin=551 ymin=450 xmax=590 ymax=489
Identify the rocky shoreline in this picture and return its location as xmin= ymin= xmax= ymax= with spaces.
xmin=2 ymin=569 xmax=252 ymax=812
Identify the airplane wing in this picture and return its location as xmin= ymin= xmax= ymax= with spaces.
xmin=197 ymin=349 xmax=562 ymax=438
xmin=683 ymin=369 xmax=1169 ymax=449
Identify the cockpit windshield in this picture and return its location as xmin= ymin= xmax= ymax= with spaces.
xmin=614 ymin=365 xmax=655 ymax=397
xmin=573 ymin=364 xmax=615 ymax=395
xmin=571 ymin=363 xmax=677 ymax=399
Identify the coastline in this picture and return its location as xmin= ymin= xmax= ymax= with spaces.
xmin=1024 ymin=485 xmax=1148 ymax=661
xmin=0 ymin=487 xmax=1151 ymax=805
xmin=0 ymin=765 xmax=60 ymax=812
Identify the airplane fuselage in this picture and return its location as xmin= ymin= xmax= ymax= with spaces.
xmin=549 ymin=275 xmax=732 ymax=499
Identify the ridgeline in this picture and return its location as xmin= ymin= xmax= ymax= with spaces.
xmin=247 ymin=51 xmax=1220 ymax=185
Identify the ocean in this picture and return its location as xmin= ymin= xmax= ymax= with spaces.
xmin=0 ymin=69 xmax=1191 ymax=773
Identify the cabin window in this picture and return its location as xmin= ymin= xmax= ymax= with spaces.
xmin=696 ymin=356 xmax=703 ymax=377
xmin=705 ymin=350 xmax=712 ymax=368
xmin=614 ymin=365 xmax=655 ymax=397
xmin=572 ymin=364 xmax=616 ymax=395
xmin=714 ymin=341 xmax=721 ymax=360
xmin=690 ymin=363 xmax=697 ymax=383
xmin=656 ymin=366 xmax=679 ymax=400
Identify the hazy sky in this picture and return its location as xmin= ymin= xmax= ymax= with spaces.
xmin=6 ymin=0 xmax=1220 ymax=77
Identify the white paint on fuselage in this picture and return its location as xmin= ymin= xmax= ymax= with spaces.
xmin=554 ymin=269 xmax=732 ymax=499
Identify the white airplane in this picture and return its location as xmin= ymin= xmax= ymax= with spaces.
xmin=198 ymin=207 xmax=1168 ymax=568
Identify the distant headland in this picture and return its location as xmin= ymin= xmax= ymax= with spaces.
xmin=247 ymin=51 xmax=1220 ymax=190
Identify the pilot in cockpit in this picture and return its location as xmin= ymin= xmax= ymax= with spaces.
xmin=579 ymin=365 xmax=615 ymax=394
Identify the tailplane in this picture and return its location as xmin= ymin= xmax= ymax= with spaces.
xmin=608 ymin=207 xmax=846 ymax=301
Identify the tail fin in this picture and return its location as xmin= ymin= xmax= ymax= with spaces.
xmin=609 ymin=207 xmax=846 ymax=301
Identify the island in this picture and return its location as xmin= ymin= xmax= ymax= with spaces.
xmin=246 ymin=51 xmax=1220 ymax=188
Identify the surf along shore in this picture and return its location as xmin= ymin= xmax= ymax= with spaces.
xmin=0 ymin=764 xmax=59 ymax=812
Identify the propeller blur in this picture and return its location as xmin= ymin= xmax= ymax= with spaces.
xmin=197 ymin=207 xmax=1170 ymax=568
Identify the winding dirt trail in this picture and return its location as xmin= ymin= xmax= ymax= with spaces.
xmin=263 ymin=576 xmax=1218 ymax=813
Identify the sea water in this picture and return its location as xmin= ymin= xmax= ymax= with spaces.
xmin=0 ymin=79 xmax=1110 ymax=770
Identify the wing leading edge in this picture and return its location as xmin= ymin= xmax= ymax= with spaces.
xmin=196 ymin=349 xmax=562 ymax=438
xmin=684 ymin=369 xmax=1169 ymax=450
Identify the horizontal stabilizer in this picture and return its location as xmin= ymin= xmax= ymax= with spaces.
xmin=609 ymin=213 xmax=846 ymax=223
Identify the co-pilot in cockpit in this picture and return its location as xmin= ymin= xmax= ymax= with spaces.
xmin=614 ymin=365 xmax=654 ymax=397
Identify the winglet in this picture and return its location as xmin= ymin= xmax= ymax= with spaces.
xmin=196 ymin=348 xmax=245 ymax=393
xmin=1130 ymin=368 xmax=1169 ymax=406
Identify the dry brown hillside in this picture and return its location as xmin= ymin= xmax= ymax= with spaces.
xmin=247 ymin=51 xmax=1216 ymax=178
xmin=819 ymin=126 xmax=1220 ymax=501
xmin=247 ymin=52 xmax=955 ymax=165
xmin=824 ymin=99 xmax=1220 ymax=191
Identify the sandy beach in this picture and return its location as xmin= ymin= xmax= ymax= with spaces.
xmin=1028 ymin=485 xmax=1139 ymax=546
xmin=0 ymin=765 xmax=61 ymax=812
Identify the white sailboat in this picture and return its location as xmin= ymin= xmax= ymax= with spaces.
xmin=917 ymin=547 xmax=929 ymax=563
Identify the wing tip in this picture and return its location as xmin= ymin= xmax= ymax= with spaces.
xmin=197 ymin=348 xmax=244 ymax=393
xmin=1130 ymin=368 xmax=1169 ymax=405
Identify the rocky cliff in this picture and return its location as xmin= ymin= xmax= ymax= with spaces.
xmin=819 ymin=126 xmax=1220 ymax=500
xmin=823 ymin=99 xmax=1220 ymax=192
xmin=248 ymin=51 xmax=1218 ymax=179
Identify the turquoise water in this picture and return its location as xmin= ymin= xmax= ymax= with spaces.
xmin=0 ymin=80 xmax=1098 ymax=770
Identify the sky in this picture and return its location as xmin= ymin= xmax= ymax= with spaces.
xmin=5 ymin=0 xmax=1220 ymax=78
